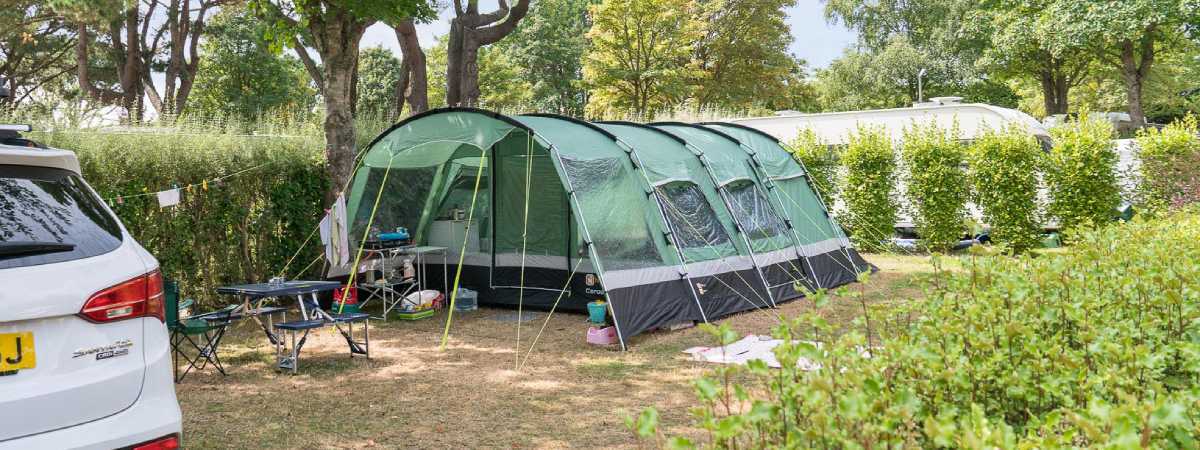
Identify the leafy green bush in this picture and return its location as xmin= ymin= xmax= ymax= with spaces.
xmin=1045 ymin=117 xmax=1121 ymax=232
xmin=636 ymin=210 xmax=1200 ymax=448
xmin=787 ymin=128 xmax=839 ymax=207
xmin=1136 ymin=115 xmax=1200 ymax=211
xmin=841 ymin=125 xmax=898 ymax=252
xmin=901 ymin=121 xmax=967 ymax=253
xmin=967 ymin=126 xmax=1043 ymax=253
xmin=32 ymin=127 xmax=328 ymax=307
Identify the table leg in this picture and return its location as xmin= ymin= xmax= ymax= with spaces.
xmin=297 ymin=294 xmax=309 ymax=320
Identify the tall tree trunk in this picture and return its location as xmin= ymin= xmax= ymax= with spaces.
xmin=122 ymin=7 xmax=144 ymax=122
xmin=75 ymin=24 xmax=123 ymax=106
xmin=1039 ymin=68 xmax=1070 ymax=116
xmin=446 ymin=18 xmax=465 ymax=106
xmin=394 ymin=59 xmax=410 ymax=117
xmin=164 ymin=0 xmax=182 ymax=116
xmin=393 ymin=19 xmax=428 ymax=114
xmin=1117 ymin=31 xmax=1155 ymax=129
xmin=310 ymin=13 xmax=370 ymax=203
xmin=445 ymin=0 xmax=530 ymax=107
xmin=459 ymin=38 xmax=481 ymax=107
xmin=1053 ymin=72 xmax=1070 ymax=115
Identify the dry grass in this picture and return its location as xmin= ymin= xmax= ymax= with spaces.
xmin=176 ymin=254 xmax=934 ymax=449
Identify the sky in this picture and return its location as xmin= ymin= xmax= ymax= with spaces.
xmin=360 ymin=0 xmax=858 ymax=69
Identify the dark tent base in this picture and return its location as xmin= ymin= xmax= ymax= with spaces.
xmin=336 ymin=247 xmax=872 ymax=347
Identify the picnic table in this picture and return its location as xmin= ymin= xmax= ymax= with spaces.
xmin=212 ymin=280 xmax=368 ymax=373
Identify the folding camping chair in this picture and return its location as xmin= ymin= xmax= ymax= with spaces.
xmin=165 ymin=280 xmax=232 ymax=383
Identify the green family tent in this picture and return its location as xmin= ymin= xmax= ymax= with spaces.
xmin=345 ymin=108 xmax=871 ymax=349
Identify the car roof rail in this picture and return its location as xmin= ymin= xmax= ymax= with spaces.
xmin=0 ymin=124 xmax=45 ymax=149
xmin=0 ymin=77 xmax=46 ymax=148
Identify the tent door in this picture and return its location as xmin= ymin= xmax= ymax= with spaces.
xmin=489 ymin=139 xmax=573 ymax=291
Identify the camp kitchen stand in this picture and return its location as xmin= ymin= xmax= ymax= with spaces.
xmin=356 ymin=245 xmax=448 ymax=320
xmin=215 ymin=281 xmax=369 ymax=374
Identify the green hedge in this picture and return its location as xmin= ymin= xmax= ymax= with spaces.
xmin=1136 ymin=115 xmax=1200 ymax=211
xmin=636 ymin=210 xmax=1200 ymax=448
xmin=787 ymin=128 xmax=840 ymax=207
xmin=968 ymin=126 xmax=1043 ymax=253
xmin=840 ymin=125 xmax=898 ymax=252
xmin=1045 ymin=117 xmax=1121 ymax=233
xmin=33 ymin=129 xmax=328 ymax=307
xmin=901 ymin=121 xmax=967 ymax=253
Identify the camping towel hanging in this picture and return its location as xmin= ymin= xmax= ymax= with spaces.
xmin=320 ymin=193 xmax=351 ymax=267
xmin=156 ymin=188 xmax=181 ymax=208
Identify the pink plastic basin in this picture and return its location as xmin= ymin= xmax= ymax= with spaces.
xmin=586 ymin=326 xmax=618 ymax=345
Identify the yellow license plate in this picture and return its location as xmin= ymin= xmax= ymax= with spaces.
xmin=0 ymin=332 xmax=35 ymax=372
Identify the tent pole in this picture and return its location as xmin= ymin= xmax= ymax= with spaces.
xmin=439 ymin=149 xmax=490 ymax=350
xmin=685 ymin=143 xmax=779 ymax=308
xmin=774 ymin=142 xmax=864 ymax=274
xmin=544 ymin=140 xmax=629 ymax=351
xmin=514 ymin=133 xmax=535 ymax=370
xmin=339 ymin=159 xmax=396 ymax=314
xmin=613 ymin=138 xmax=710 ymax=324
xmin=743 ymin=150 xmax=826 ymax=291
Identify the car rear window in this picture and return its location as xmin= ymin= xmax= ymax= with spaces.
xmin=0 ymin=164 xmax=123 ymax=269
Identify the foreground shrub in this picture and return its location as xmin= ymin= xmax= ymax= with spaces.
xmin=1045 ymin=117 xmax=1121 ymax=232
xmin=901 ymin=121 xmax=967 ymax=252
xmin=787 ymin=128 xmax=839 ymax=207
xmin=33 ymin=128 xmax=327 ymax=307
xmin=841 ymin=125 xmax=897 ymax=252
xmin=634 ymin=211 xmax=1200 ymax=448
xmin=1136 ymin=115 xmax=1200 ymax=211
xmin=967 ymin=126 xmax=1043 ymax=253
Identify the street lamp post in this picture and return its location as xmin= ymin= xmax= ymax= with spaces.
xmin=917 ymin=68 xmax=927 ymax=103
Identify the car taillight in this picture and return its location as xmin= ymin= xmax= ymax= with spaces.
xmin=130 ymin=433 xmax=180 ymax=450
xmin=80 ymin=269 xmax=165 ymax=323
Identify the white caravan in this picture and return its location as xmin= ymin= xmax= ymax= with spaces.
xmin=732 ymin=97 xmax=1052 ymax=149
xmin=730 ymin=98 xmax=1054 ymax=234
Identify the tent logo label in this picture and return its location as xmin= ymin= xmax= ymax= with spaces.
xmin=585 ymin=274 xmax=596 ymax=286
xmin=695 ymin=282 xmax=708 ymax=295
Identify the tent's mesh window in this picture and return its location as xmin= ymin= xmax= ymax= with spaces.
xmin=351 ymin=166 xmax=438 ymax=245
xmin=656 ymin=182 xmax=736 ymax=261
xmin=559 ymin=155 xmax=662 ymax=270
xmin=726 ymin=181 xmax=789 ymax=244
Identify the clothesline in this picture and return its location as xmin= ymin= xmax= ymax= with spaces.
xmin=102 ymin=161 xmax=274 ymax=203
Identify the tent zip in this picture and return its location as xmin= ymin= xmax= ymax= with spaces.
xmin=541 ymin=139 xmax=629 ymax=351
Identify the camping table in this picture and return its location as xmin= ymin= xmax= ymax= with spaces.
xmin=213 ymin=281 xmax=344 ymax=344
xmin=399 ymin=246 xmax=448 ymax=294
xmin=357 ymin=246 xmax=448 ymax=320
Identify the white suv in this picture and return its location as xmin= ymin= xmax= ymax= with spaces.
xmin=0 ymin=127 xmax=182 ymax=449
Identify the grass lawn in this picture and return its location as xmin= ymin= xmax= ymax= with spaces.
xmin=176 ymin=254 xmax=933 ymax=449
